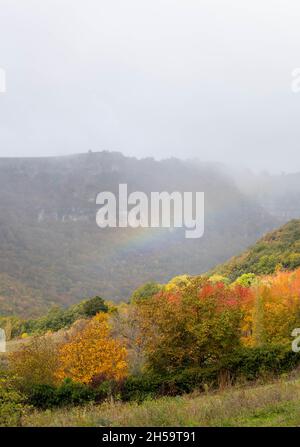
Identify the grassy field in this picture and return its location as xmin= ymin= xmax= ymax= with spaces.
xmin=22 ymin=375 xmax=300 ymax=427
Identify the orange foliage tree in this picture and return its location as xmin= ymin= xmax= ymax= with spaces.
xmin=55 ymin=313 xmax=128 ymax=384
xmin=249 ymin=269 xmax=300 ymax=345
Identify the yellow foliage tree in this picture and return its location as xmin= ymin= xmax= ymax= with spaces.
xmin=55 ymin=313 xmax=128 ymax=384
xmin=9 ymin=337 xmax=59 ymax=389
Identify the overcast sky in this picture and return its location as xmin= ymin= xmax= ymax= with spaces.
xmin=0 ymin=0 xmax=300 ymax=172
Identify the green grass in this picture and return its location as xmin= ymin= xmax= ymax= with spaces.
xmin=21 ymin=375 xmax=300 ymax=427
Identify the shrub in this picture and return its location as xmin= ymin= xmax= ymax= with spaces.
xmin=21 ymin=345 xmax=300 ymax=409
xmin=220 ymin=344 xmax=300 ymax=381
xmin=95 ymin=379 xmax=124 ymax=401
xmin=0 ymin=390 xmax=25 ymax=426
xmin=56 ymin=379 xmax=96 ymax=406
xmin=121 ymin=373 xmax=164 ymax=402
xmin=0 ymin=374 xmax=25 ymax=426
xmin=9 ymin=337 xmax=59 ymax=391
xmin=27 ymin=379 xmax=97 ymax=409
xmin=121 ymin=345 xmax=300 ymax=401
xmin=27 ymin=384 xmax=57 ymax=409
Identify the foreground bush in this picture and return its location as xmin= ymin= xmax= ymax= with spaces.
xmin=121 ymin=345 xmax=300 ymax=401
xmin=220 ymin=344 xmax=300 ymax=381
xmin=0 ymin=374 xmax=25 ymax=426
xmin=21 ymin=377 xmax=300 ymax=427
xmin=18 ymin=344 xmax=300 ymax=409
xmin=27 ymin=379 xmax=97 ymax=409
xmin=9 ymin=337 xmax=59 ymax=390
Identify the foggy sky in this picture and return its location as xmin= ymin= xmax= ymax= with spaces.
xmin=1 ymin=0 xmax=300 ymax=172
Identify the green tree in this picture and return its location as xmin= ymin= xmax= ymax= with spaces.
xmin=233 ymin=273 xmax=257 ymax=288
xmin=82 ymin=296 xmax=108 ymax=317
xmin=130 ymin=282 xmax=162 ymax=304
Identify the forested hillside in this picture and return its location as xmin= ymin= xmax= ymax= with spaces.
xmin=213 ymin=219 xmax=300 ymax=280
xmin=0 ymin=152 xmax=275 ymax=316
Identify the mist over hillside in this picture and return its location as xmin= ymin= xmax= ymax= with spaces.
xmin=0 ymin=151 xmax=282 ymax=316
xmin=231 ymin=169 xmax=300 ymax=222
